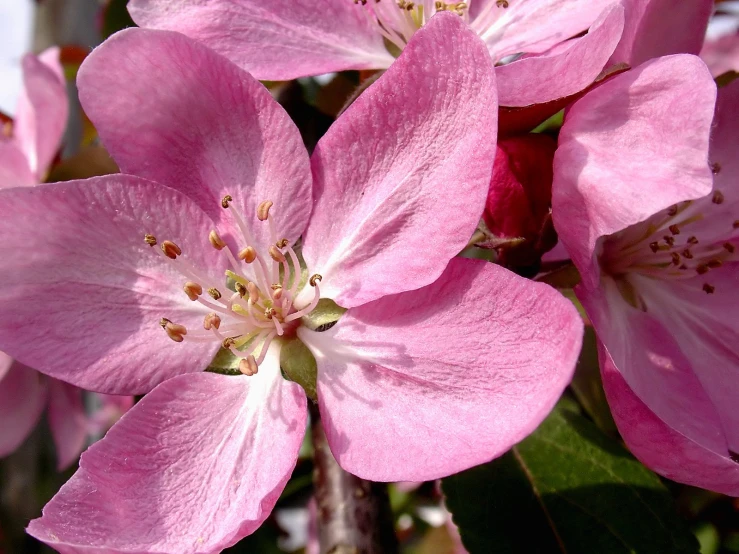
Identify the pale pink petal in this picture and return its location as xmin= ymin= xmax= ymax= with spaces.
xmin=700 ymin=33 xmax=739 ymax=77
xmin=0 ymin=176 xmax=228 ymax=395
xmin=28 ymin=353 xmax=307 ymax=554
xmin=302 ymin=14 xmax=498 ymax=308
xmin=0 ymin=351 xmax=11 ymax=380
xmin=600 ymin=348 xmax=739 ymax=495
xmin=299 ymin=258 xmax=583 ymax=481
xmin=47 ymin=379 xmax=89 ymax=470
xmin=0 ymin=141 xmax=35 ymax=187
xmin=128 ymin=0 xmax=393 ymax=80
xmin=78 ymin=28 xmax=312 ymax=254
xmin=0 ymin=362 xmax=47 ymax=457
xmin=13 ymin=47 xmax=67 ymax=180
xmin=495 ymin=3 xmax=624 ymax=106
xmin=473 ymin=0 xmax=616 ymax=61
xmin=611 ymin=0 xmax=713 ymax=66
xmin=86 ymin=393 xmax=135 ymax=437
xmin=552 ymin=55 xmax=715 ymax=289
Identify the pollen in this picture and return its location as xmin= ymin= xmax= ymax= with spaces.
xmin=144 ymin=234 xmax=157 ymax=246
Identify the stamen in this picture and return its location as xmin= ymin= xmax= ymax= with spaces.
xmin=247 ymin=282 xmax=260 ymax=304
xmin=681 ymin=249 xmax=693 ymax=259
xmin=688 ymin=236 xmax=699 ymax=245
xmin=144 ymin=234 xmax=157 ymax=246
xmin=703 ymin=283 xmax=715 ymax=294
xmin=269 ymin=245 xmax=286 ymax=263
xmin=257 ymin=200 xmax=273 ymax=221
xmin=496 ymin=0 xmax=509 ymax=6
xmin=707 ymin=259 xmax=723 ymax=269
xmin=264 ymin=308 xmax=277 ymax=319
xmin=203 ymin=313 xmax=221 ymax=330
xmin=276 ymin=238 xmax=289 ymax=248
xmin=209 ymin=230 xmax=226 ymax=250
xmin=235 ymin=282 xmax=247 ymax=298
xmin=663 ymin=236 xmax=675 ymax=247
xmin=649 ymin=241 xmax=659 ymax=253
xmin=272 ymin=285 xmax=283 ymax=300
xmin=696 ymin=264 xmax=709 ymax=275
xmin=239 ymin=356 xmax=259 ymax=376
xmin=221 ymin=195 xmax=233 ymax=209
xmin=222 ymin=337 xmax=235 ymax=349
xmin=670 ymin=253 xmax=680 ymax=266
xmin=668 ymin=224 xmax=680 ymax=235
xmin=711 ymin=162 xmax=721 ymax=174
xmin=724 ymin=243 xmax=736 ymax=254
xmin=161 ymin=319 xmax=187 ymax=342
xmin=667 ymin=205 xmax=678 ymax=216
xmin=183 ymin=281 xmax=203 ymax=301
xmin=712 ymin=190 xmax=725 ymax=205
xmin=208 ymin=287 xmax=222 ymax=300
xmin=309 ymin=274 xmax=323 ymax=287
xmin=285 ymin=276 xmax=322 ymax=322
xmin=161 ymin=240 xmax=182 ymax=259
xmin=238 ymin=246 xmax=257 ymax=263
xmin=734 ymin=221 xmax=739 ymax=229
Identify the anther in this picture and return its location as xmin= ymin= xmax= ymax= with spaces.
xmin=310 ymin=274 xmax=323 ymax=287
xmin=269 ymin=245 xmax=286 ymax=263
xmin=272 ymin=285 xmax=283 ymax=300
xmin=204 ymin=313 xmax=221 ymax=330
xmin=667 ymin=205 xmax=678 ymax=216
xmin=707 ymin=259 xmax=723 ymax=269
xmin=163 ymin=321 xmax=187 ymax=342
xmin=257 ymin=200 xmax=273 ymax=221
xmin=668 ymin=224 xmax=680 ymax=235
xmin=208 ymin=287 xmax=222 ymax=300
xmin=496 ymin=0 xmax=509 ymax=6
xmin=183 ymin=281 xmax=203 ymax=301
xmin=696 ymin=264 xmax=709 ymax=275
xmin=649 ymin=241 xmax=659 ymax=253
xmin=724 ymin=243 xmax=736 ymax=254
xmin=235 ymin=282 xmax=247 ymax=298
xmin=734 ymin=221 xmax=739 ymax=229
xmin=711 ymin=162 xmax=721 ymax=174
xmin=670 ymin=253 xmax=680 ymax=266
xmin=264 ymin=308 xmax=277 ymax=319
xmin=208 ymin=230 xmax=226 ymax=250
xmin=276 ymin=238 xmax=289 ymax=248
xmin=144 ymin=234 xmax=157 ymax=246
xmin=247 ymin=282 xmax=260 ymax=303
xmin=239 ymin=356 xmax=259 ymax=376
xmin=663 ymin=236 xmax=675 ymax=247
xmin=222 ymin=337 xmax=235 ymax=349
xmin=687 ymin=236 xmax=699 ymax=245
xmin=221 ymin=195 xmax=233 ymax=209
xmin=703 ymin=283 xmax=715 ymax=294
xmin=238 ymin=246 xmax=257 ymax=263
xmin=712 ymin=190 xmax=725 ymax=205
xmin=679 ymin=264 xmax=688 ymax=270
xmin=161 ymin=240 xmax=182 ymax=259
xmin=682 ymin=249 xmax=693 ymax=259
xmin=159 ymin=317 xmax=172 ymax=328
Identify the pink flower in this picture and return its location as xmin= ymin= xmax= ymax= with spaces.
xmin=552 ymin=56 xmax=739 ymax=494
xmin=128 ymin=0 xmax=626 ymax=106
xmin=700 ymin=32 xmax=739 ymax=77
xmin=3 ymin=16 xmax=583 ymax=553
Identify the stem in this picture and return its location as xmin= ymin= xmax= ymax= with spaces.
xmin=310 ymin=403 xmax=398 ymax=554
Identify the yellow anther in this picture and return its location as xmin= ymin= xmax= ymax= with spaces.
xmin=209 ymin=230 xmax=226 ymax=250
xmin=309 ymin=274 xmax=323 ymax=287
xmin=238 ymin=246 xmax=257 ymax=263
xmin=269 ymin=245 xmax=286 ymax=263
xmin=161 ymin=240 xmax=182 ymax=259
xmin=208 ymin=287 xmax=222 ymax=300
xmin=221 ymin=195 xmax=233 ymax=209
xmin=204 ymin=313 xmax=221 ymax=330
xmin=257 ymin=200 xmax=273 ymax=221
xmin=144 ymin=234 xmax=157 ymax=246
xmin=183 ymin=281 xmax=203 ymax=301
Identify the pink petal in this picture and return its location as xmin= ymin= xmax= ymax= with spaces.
xmin=299 ymin=258 xmax=583 ymax=481
xmin=0 ymin=351 xmax=12 ymax=381
xmin=28 ymin=357 xmax=307 ymax=554
xmin=302 ymin=14 xmax=498 ymax=308
xmin=495 ymin=3 xmax=624 ymax=107
xmin=700 ymin=33 xmax=739 ymax=77
xmin=47 ymin=379 xmax=89 ymax=470
xmin=712 ymin=80 xmax=739 ymax=211
xmin=78 ymin=28 xmax=312 ymax=254
xmin=600 ymin=348 xmax=739 ymax=495
xmin=476 ymin=0 xmax=616 ymax=61
xmin=611 ymin=0 xmax=713 ymax=66
xmin=13 ymin=47 xmax=67 ymax=181
xmin=0 ymin=362 xmax=47 ymax=457
xmin=0 ymin=141 xmax=35 ymax=188
xmin=552 ymin=54 xmax=716 ymax=289
xmin=0 ymin=176 xmax=228 ymax=394
xmin=128 ymin=0 xmax=393 ymax=80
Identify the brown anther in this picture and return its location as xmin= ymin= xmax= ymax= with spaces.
xmin=208 ymin=287 xmax=222 ymax=300
xmin=687 ymin=236 xmax=699 ymax=245
xmin=257 ymin=200 xmax=273 ymax=221
xmin=208 ymin=230 xmax=226 ymax=250
xmin=496 ymin=0 xmax=509 ymax=6
xmin=703 ymin=283 xmax=715 ymax=294
xmin=203 ymin=313 xmax=221 ymax=330
xmin=161 ymin=240 xmax=182 ymax=259
xmin=681 ymin=249 xmax=694 ymax=259
xmin=238 ymin=246 xmax=257 ymax=263
xmin=667 ymin=205 xmax=678 ymax=216
xmin=269 ymin=245 xmax=286 ymax=263
xmin=235 ymin=282 xmax=247 ymax=298
xmin=276 ymin=238 xmax=289 ymax=249
xmin=711 ymin=162 xmax=721 ymax=174
xmin=239 ymin=356 xmax=259 ymax=376
xmin=164 ymin=321 xmax=187 ymax=342
xmin=221 ymin=195 xmax=233 ymax=209
xmin=649 ymin=241 xmax=660 ymax=253
xmin=183 ymin=281 xmax=203 ymax=301
xmin=668 ymin=224 xmax=680 ymax=235
xmin=309 ymin=274 xmax=323 ymax=287
xmin=707 ymin=259 xmax=723 ymax=269
xmin=222 ymin=337 xmax=235 ymax=349
xmin=724 ymin=243 xmax=736 ymax=254
xmin=247 ymin=282 xmax=260 ymax=303
xmin=144 ymin=234 xmax=157 ymax=246
xmin=264 ymin=308 xmax=277 ymax=319
xmin=679 ymin=264 xmax=688 ymax=270
xmin=670 ymin=252 xmax=680 ymax=266
xmin=272 ymin=286 xmax=283 ymax=300
xmin=696 ymin=264 xmax=709 ymax=275
xmin=663 ymin=236 xmax=675 ymax=247
xmin=734 ymin=220 xmax=739 ymax=229
xmin=159 ymin=317 xmax=172 ymax=328
xmin=712 ymin=190 xmax=725 ymax=205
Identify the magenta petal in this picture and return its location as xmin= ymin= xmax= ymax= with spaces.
xmin=78 ymin=28 xmax=312 ymax=251
xmin=0 ymin=176 xmax=228 ymax=394
xmin=495 ymin=3 xmax=624 ymax=107
xmin=552 ymin=54 xmax=716 ymax=289
xmin=303 ymin=13 xmax=498 ymax=308
xmin=299 ymin=258 xmax=583 ymax=481
xmin=13 ymin=47 xmax=68 ymax=180
xmin=611 ymin=0 xmax=713 ymax=66
xmin=28 ymin=365 xmax=307 ymax=554
xmin=0 ymin=351 xmax=11 ymax=381
xmin=712 ymin=80 xmax=739 ymax=211
xmin=0 ymin=363 xmax=47 ymax=457
xmin=47 ymin=380 xmax=89 ymax=470
xmin=601 ymin=349 xmax=739 ymax=495
xmin=128 ymin=0 xmax=393 ymax=80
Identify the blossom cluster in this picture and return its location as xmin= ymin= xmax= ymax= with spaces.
xmin=0 ymin=0 xmax=737 ymax=552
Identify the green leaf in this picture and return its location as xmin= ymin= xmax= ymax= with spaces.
xmin=443 ymin=400 xmax=699 ymax=554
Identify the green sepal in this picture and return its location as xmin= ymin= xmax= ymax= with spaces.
xmin=280 ymin=338 xmax=318 ymax=401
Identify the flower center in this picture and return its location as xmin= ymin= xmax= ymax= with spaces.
xmin=600 ymin=187 xmax=738 ymax=303
xmin=145 ymin=196 xmax=322 ymax=376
